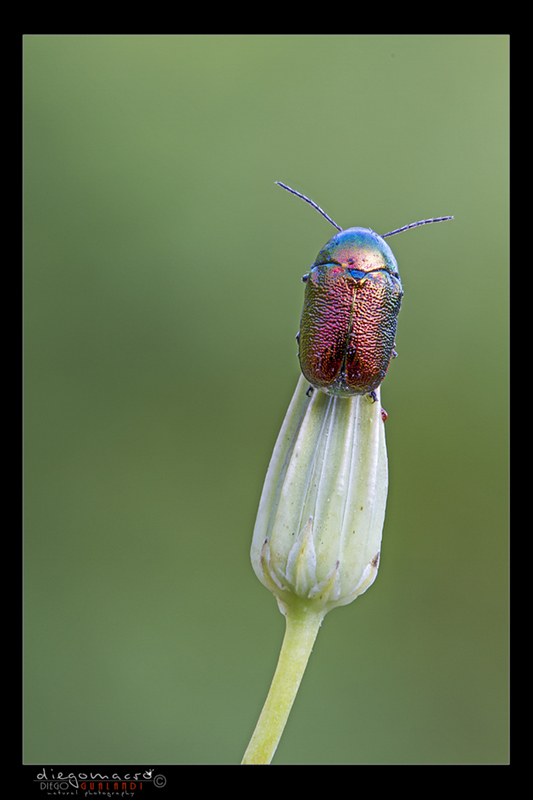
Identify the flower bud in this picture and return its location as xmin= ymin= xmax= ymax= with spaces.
xmin=251 ymin=376 xmax=388 ymax=616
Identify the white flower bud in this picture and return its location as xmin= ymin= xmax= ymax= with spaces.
xmin=251 ymin=376 xmax=388 ymax=616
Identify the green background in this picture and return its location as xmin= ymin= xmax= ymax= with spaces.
xmin=24 ymin=35 xmax=509 ymax=765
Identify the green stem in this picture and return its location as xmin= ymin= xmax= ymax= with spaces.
xmin=241 ymin=602 xmax=325 ymax=764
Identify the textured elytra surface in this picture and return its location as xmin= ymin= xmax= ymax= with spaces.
xmin=299 ymin=263 xmax=402 ymax=395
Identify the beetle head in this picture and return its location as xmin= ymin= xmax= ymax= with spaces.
xmin=312 ymin=227 xmax=399 ymax=278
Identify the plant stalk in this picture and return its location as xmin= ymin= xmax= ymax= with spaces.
xmin=241 ymin=602 xmax=325 ymax=764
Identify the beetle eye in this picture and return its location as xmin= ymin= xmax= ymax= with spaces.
xmin=302 ymin=273 xmax=309 ymax=283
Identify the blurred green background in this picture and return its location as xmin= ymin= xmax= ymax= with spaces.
xmin=24 ymin=35 xmax=508 ymax=765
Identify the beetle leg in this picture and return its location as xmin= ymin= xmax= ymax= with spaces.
xmin=368 ymin=391 xmax=378 ymax=403
xmin=302 ymin=273 xmax=309 ymax=283
xmin=392 ymin=348 xmax=398 ymax=358
xmin=306 ymin=385 xmax=314 ymax=397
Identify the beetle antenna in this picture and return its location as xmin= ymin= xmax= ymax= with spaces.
xmin=381 ymin=216 xmax=454 ymax=238
xmin=276 ymin=182 xmax=342 ymax=232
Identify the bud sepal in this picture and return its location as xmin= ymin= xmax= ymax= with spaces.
xmin=251 ymin=376 xmax=388 ymax=616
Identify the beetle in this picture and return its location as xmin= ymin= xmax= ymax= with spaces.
xmin=276 ymin=182 xmax=453 ymax=400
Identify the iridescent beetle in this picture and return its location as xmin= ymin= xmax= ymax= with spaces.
xmin=277 ymin=182 xmax=453 ymax=400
